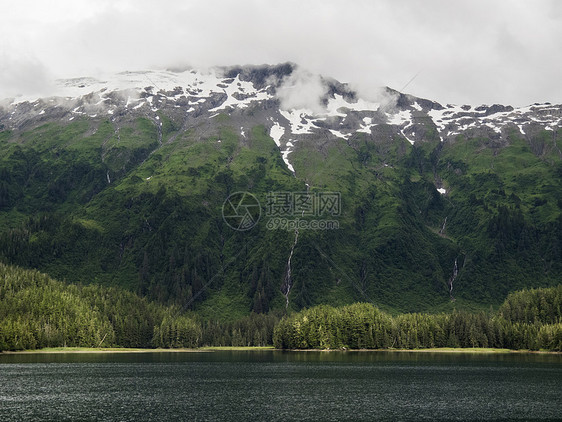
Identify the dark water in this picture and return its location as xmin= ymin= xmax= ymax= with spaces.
xmin=0 ymin=350 xmax=560 ymax=421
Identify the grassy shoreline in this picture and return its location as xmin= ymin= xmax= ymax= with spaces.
xmin=2 ymin=346 xmax=560 ymax=355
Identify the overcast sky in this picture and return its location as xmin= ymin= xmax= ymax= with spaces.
xmin=1 ymin=0 xmax=561 ymax=106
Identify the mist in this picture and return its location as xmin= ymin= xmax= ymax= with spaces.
xmin=276 ymin=68 xmax=328 ymax=113
xmin=1 ymin=0 xmax=561 ymax=106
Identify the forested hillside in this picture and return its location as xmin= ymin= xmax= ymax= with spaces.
xmin=1 ymin=263 xmax=560 ymax=351
xmin=0 ymin=263 xmax=279 ymax=351
xmin=0 ymin=263 xmax=203 ymax=350
xmin=0 ymin=65 xmax=560 ymax=318
xmin=273 ymin=286 xmax=562 ymax=351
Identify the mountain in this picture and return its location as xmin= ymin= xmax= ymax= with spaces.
xmin=0 ymin=63 xmax=560 ymax=317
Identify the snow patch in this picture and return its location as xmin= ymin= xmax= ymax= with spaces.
xmin=401 ymin=130 xmax=415 ymax=145
xmin=427 ymin=102 xmax=560 ymax=139
xmin=208 ymin=74 xmax=270 ymax=112
xmin=387 ymin=109 xmax=411 ymax=126
xmin=325 ymin=95 xmax=349 ymax=117
xmin=280 ymin=109 xmax=316 ymax=134
xmin=486 ymin=123 xmax=501 ymax=134
xmin=282 ymin=149 xmax=295 ymax=173
xmin=6 ymin=68 xmax=273 ymax=114
xmin=357 ymin=117 xmax=377 ymax=134
xmin=412 ymin=102 xmax=423 ymax=111
xmin=329 ymin=129 xmax=351 ymax=140
xmin=269 ymin=121 xmax=285 ymax=147
xmin=269 ymin=120 xmax=295 ymax=172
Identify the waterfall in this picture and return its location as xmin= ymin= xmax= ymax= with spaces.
xmin=281 ymin=183 xmax=309 ymax=308
xmin=156 ymin=119 xmax=163 ymax=146
xmin=283 ymin=229 xmax=298 ymax=309
xmin=440 ymin=217 xmax=447 ymax=235
xmin=448 ymin=258 xmax=458 ymax=300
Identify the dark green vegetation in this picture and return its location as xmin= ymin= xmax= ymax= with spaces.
xmin=0 ymin=263 xmax=276 ymax=351
xmin=1 ymin=262 xmax=560 ymax=351
xmin=273 ymin=285 xmax=562 ymax=351
xmin=0 ymin=107 xmax=560 ymax=317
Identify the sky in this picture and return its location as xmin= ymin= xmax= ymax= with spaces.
xmin=1 ymin=0 xmax=561 ymax=106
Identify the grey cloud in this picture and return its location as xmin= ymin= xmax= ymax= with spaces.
xmin=1 ymin=0 xmax=561 ymax=106
xmin=0 ymin=55 xmax=54 ymax=99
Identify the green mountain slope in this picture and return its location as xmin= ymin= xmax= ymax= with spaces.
xmin=0 ymin=66 xmax=560 ymax=317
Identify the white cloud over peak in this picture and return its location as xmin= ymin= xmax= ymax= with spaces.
xmin=1 ymin=0 xmax=561 ymax=106
xmin=276 ymin=68 xmax=328 ymax=113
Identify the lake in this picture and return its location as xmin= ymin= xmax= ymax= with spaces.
xmin=0 ymin=350 xmax=560 ymax=421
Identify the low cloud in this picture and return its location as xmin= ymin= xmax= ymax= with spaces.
xmin=348 ymin=82 xmax=399 ymax=113
xmin=276 ymin=68 xmax=328 ymax=113
xmin=1 ymin=0 xmax=561 ymax=106
xmin=0 ymin=54 xmax=54 ymax=99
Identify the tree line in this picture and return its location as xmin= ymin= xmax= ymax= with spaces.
xmin=0 ymin=263 xmax=279 ymax=351
xmin=274 ymin=286 xmax=562 ymax=351
xmin=1 ymin=262 xmax=560 ymax=351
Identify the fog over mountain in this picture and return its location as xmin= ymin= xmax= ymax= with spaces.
xmin=1 ymin=0 xmax=561 ymax=106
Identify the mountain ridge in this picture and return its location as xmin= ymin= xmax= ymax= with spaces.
xmin=3 ymin=63 xmax=560 ymax=180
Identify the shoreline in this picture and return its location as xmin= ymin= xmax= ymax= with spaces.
xmin=2 ymin=346 xmax=560 ymax=355
xmin=0 ymin=346 xmax=274 ymax=354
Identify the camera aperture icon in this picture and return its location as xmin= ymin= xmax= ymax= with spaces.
xmin=222 ymin=192 xmax=261 ymax=231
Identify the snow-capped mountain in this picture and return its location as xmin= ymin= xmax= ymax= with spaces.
xmin=0 ymin=63 xmax=561 ymax=313
xmin=2 ymin=63 xmax=560 ymax=176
